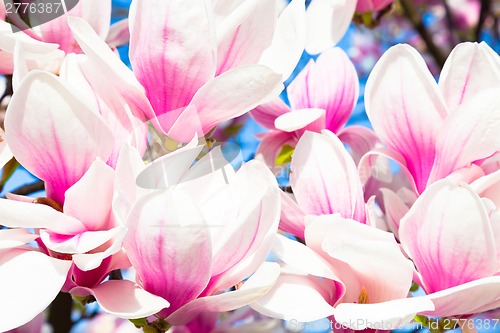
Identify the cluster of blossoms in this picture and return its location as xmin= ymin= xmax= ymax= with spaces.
xmin=0 ymin=0 xmax=499 ymax=332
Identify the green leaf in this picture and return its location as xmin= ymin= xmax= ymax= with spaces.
xmin=276 ymin=144 xmax=295 ymax=166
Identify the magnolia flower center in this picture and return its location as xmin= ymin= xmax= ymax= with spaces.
xmin=357 ymin=287 xmax=369 ymax=304
xmin=32 ymin=197 xmax=63 ymax=212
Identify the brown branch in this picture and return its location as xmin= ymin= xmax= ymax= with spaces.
xmin=475 ymin=0 xmax=491 ymax=41
xmin=440 ymin=0 xmax=459 ymax=45
xmin=400 ymin=0 xmax=447 ymax=68
xmin=1 ymin=180 xmax=44 ymax=198
xmin=48 ymin=292 xmax=74 ymax=333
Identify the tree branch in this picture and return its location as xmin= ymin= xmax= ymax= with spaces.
xmin=475 ymin=0 xmax=491 ymax=41
xmin=1 ymin=180 xmax=44 ymax=198
xmin=48 ymin=292 xmax=74 ymax=333
xmin=400 ymin=0 xmax=447 ymax=68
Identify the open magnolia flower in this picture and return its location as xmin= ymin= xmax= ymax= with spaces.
xmin=125 ymin=0 xmax=306 ymax=142
xmin=248 ymin=130 xmax=429 ymax=328
xmin=0 ymin=0 xmax=128 ymax=74
xmin=78 ymin=139 xmax=282 ymax=330
xmin=252 ymin=47 xmax=377 ymax=171
xmin=361 ymin=42 xmax=500 ymax=196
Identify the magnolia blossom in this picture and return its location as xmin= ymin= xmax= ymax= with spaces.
xmin=248 ymin=131 xmax=429 ymax=328
xmin=106 ymin=142 xmax=282 ymax=327
xmin=0 ymin=0 xmax=128 ymax=74
xmin=252 ymin=47 xmax=377 ymax=171
xmin=305 ymin=0 xmax=357 ymax=54
xmin=126 ymin=0 xmax=307 ymax=142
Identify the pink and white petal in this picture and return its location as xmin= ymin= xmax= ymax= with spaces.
xmin=380 ymin=188 xmax=409 ymax=238
xmin=358 ymin=147 xmax=418 ymax=194
xmin=0 ymin=229 xmax=38 ymax=250
xmin=67 ymin=17 xmax=157 ymax=122
xmin=105 ymin=19 xmax=130 ymax=49
xmin=4 ymin=71 xmax=114 ymax=204
xmin=71 ymin=280 xmax=170 ymax=319
xmin=135 ymin=142 xmax=204 ymax=190
xmin=0 ymin=199 xmax=85 ymax=234
xmin=399 ymin=180 xmax=496 ymax=293
xmin=64 ymin=159 xmax=114 ymax=231
xmin=337 ymin=126 xmax=378 ymax=164
xmin=0 ymin=249 xmax=72 ymax=332
xmin=255 ymin=131 xmax=295 ymax=173
xmin=72 ymin=226 xmax=127 ymax=271
xmin=167 ymin=262 xmax=280 ymax=326
xmin=421 ymin=276 xmax=500 ymax=318
xmin=12 ymin=41 xmax=29 ymax=92
xmin=429 ymin=88 xmax=500 ymax=185
xmin=0 ymin=21 xmax=56 ymax=55
xmin=438 ymin=42 xmax=500 ymax=111
xmin=365 ymin=44 xmax=448 ymax=193
xmin=305 ymin=0 xmax=357 ymax=54
xmin=123 ymin=188 xmax=212 ymax=315
xmin=168 ymin=65 xmax=283 ymax=142
xmin=291 ymin=130 xmax=366 ymax=222
xmin=322 ymin=238 xmax=413 ymax=303
xmin=210 ymin=160 xmax=280 ymax=277
xmin=250 ymin=269 xmax=335 ymax=322
xmin=39 ymin=0 xmax=111 ymax=53
xmin=333 ymin=297 xmax=435 ymax=330
xmin=250 ymin=97 xmax=291 ymax=129
xmin=279 ymin=191 xmax=307 ymax=239
xmin=129 ymin=0 xmax=216 ymax=121
xmin=274 ymin=108 xmax=325 ymax=132
xmin=288 ymin=48 xmax=358 ymax=133
xmin=40 ymin=227 xmax=122 ymax=254
xmin=0 ymin=129 xmax=13 ymax=169
xmin=272 ymin=234 xmax=341 ymax=282
xmin=259 ymin=0 xmax=306 ymax=80
xmin=216 ymin=0 xmax=277 ymax=75
xmin=470 ymin=169 xmax=500 ymax=207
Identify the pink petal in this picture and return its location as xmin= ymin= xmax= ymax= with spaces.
xmin=168 ymin=65 xmax=283 ymax=142
xmin=60 ymin=54 xmax=148 ymax=167
xmin=0 ymin=249 xmax=71 ymax=332
xmin=70 ymin=280 xmax=169 ymax=319
xmin=40 ymin=227 xmax=122 ymax=254
xmin=255 ymin=131 xmax=295 ymax=173
xmin=279 ymin=191 xmax=307 ymax=239
xmin=123 ymin=189 xmax=212 ymax=316
xmin=209 ymin=160 xmax=280 ymax=277
xmin=399 ymin=180 xmax=496 ymax=293
xmin=216 ymin=0 xmax=277 ymax=74
xmin=167 ymin=262 xmax=280 ymax=326
xmin=337 ymin=126 xmax=378 ymax=164
xmin=129 ymin=0 xmax=216 ymax=125
xmin=0 ymin=199 xmax=85 ymax=234
xmin=438 ymin=42 xmax=500 ymax=111
xmin=379 ymin=188 xmax=409 ymax=239
xmin=288 ymin=48 xmax=358 ymax=133
xmin=259 ymin=0 xmax=307 ymax=80
xmin=365 ymin=44 xmax=448 ymax=193
xmin=67 ymin=17 xmax=157 ymax=123
xmin=291 ymin=130 xmax=366 ymax=222
xmin=39 ymin=0 xmax=111 ymax=53
xmin=274 ymin=108 xmax=325 ymax=132
xmin=333 ymin=297 xmax=435 ymax=330
xmin=429 ymin=88 xmax=500 ymax=184
xmin=308 ymin=215 xmax=413 ymax=303
xmin=105 ymin=19 xmax=130 ymax=49
xmin=422 ymin=276 xmax=500 ymax=317
xmin=273 ymin=234 xmax=342 ymax=282
xmin=305 ymin=0 xmax=357 ymax=54
xmin=4 ymin=71 xmax=114 ymax=204
xmin=64 ymin=159 xmax=114 ymax=231
xmin=250 ymin=97 xmax=291 ymax=129
xmin=250 ymin=269 xmax=335 ymax=322
xmin=0 ymin=229 xmax=38 ymax=250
